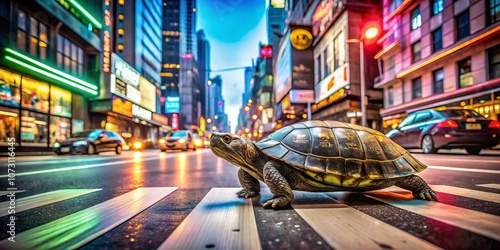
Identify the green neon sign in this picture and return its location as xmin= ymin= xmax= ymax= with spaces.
xmin=5 ymin=48 xmax=97 ymax=91
xmin=5 ymin=56 xmax=98 ymax=95
xmin=68 ymin=0 xmax=103 ymax=29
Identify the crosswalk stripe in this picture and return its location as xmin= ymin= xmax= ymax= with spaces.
xmin=430 ymin=185 xmax=500 ymax=203
xmin=365 ymin=192 xmax=500 ymax=241
xmin=291 ymin=192 xmax=441 ymax=250
xmin=0 ymin=187 xmax=177 ymax=250
xmin=0 ymin=189 xmax=101 ymax=217
xmin=157 ymin=188 xmax=261 ymax=250
xmin=0 ymin=190 xmax=26 ymax=196
xmin=476 ymin=184 xmax=500 ymax=190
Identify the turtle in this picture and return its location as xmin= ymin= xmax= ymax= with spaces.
xmin=210 ymin=120 xmax=438 ymax=209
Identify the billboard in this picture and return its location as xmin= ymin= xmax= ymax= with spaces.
xmin=275 ymin=33 xmax=292 ymax=103
xmin=112 ymin=53 xmax=140 ymax=87
xmin=291 ymin=27 xmax=314 ymax=90
xmin=315 ymin=63 xmax=349 ymax=102
xmin=140 ymin=77 xmax=156 ymax=112
xmin=165 ymin=96 xmax=180 ymax=114
xmin=260 ymin=45 xmax=273 ymax=59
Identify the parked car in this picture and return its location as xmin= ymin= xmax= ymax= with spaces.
xmin=158 ymin=130 xmax=196 ymax=152
xmin=386 ymin=108 xmax=500 ymax=155
xmin=54 ymin=129 xmax=125 ymax=155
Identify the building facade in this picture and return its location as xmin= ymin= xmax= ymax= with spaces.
xmin=197 ymin=30 xmax=211 ymax=120
xmin=179 ymin=54 xmax=199 ymax=129
xmin=0 ymin=0 xmax=102 ymax=152
xmin=375 ymin=0 xmax=500 ymax=132
xmin=311 ymin=0 xmax=383 ymax=129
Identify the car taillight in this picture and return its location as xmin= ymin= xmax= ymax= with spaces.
xmin=489 ymin=120 xmax=500 ymax=128
xmin=436 ymin=119 xmax=458 ymax=128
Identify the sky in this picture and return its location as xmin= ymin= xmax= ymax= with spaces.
xmin=197 ymin=0 xmax=268 ymax=133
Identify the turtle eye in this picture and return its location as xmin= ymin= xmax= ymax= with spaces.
xmin=222 ymin=135 xmax=232 ymax=144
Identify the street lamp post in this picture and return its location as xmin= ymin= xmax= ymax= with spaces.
xmin=346 ymin=26 xmax=378 ymax=127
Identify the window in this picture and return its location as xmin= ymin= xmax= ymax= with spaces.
xmin=57 ymin=34 xmax=84 ymax=76
xmin=0 ymin=107 xmax=19 ymax=146
xmin=322 ymin=50 xmax=328 ymax=78
xmin=458 ymin=57 xmax=473 ymax=88
xmin=17 ymin=10 xmax=27 ymax=52
xmin=433 ymin=68 xmax=444 ymax=94
xmin=49 ymin=116 xmax=70 ymax=147
xmin=456 ymin=10 xmax=470 ymax=40
xmin=0 ymin=68 xmax=21 ymax=108
xmin=432 ymin=27 xmax=443 ymax=52
xmin=412 ymin=41 xmax=421 ymax=62
xmin=432 ymin=0 xmax=444 ymax=15
xmin=488 ymin=0 xmax=500 ymax=24
xmin=488 ymin=45 xmax=500 ymax=80
xmin=414 ymin=111 xmax=433 ymax=124
xmin=387 ymin=86 xmax=394 ymax=106
xmin=398 ymin=113 xmax=416 ymax=128
xmin=387 ymin=56 xmax=395 ymax=73
xmin=20 ymin=110 xmax=48 ymax=147
xmin=326 ymin=42 xmax=333 ymax=75
xmin=50 ymin=86 xmax=72 ymax=117
xmin=21 ymin=77 xmax=50 ymax=113
xmin=411 ymin=6 xmax=422 ymax=30
xmin=28 ymin=17 xmax=48 ymax=60
xmin=333 ymin=31 xmax=345 ymax=69
xmin=412 ymin=77 xmax=422 ymax=99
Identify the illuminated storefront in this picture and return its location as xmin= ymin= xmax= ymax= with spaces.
xmin=0 ymin=68 xmax=78 ymax=149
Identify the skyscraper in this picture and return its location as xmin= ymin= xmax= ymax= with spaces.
xmin=180 ymin=0 xmax=197 ymax=59
xmin=197 ymin=30 xmax=211 ymax=119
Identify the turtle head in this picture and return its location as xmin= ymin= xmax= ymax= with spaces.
xmin=210 ymin=132 xmax=258 ymax=167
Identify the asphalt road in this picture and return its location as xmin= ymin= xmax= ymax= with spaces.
xmin=0 ymin=148 xmax=499 ymax=249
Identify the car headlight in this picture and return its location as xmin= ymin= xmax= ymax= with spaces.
xmin=159 ymin=139 xmax=166 ymax=144
xmin=54 ymin=142 xmax=60 ymax=148
xmin=178 ymin=138 xmax=186 ymax=143
xmin=74 ymin=140 xmax=88 ymax=146
xmin=133 ymin=141 xmax=142 ymax=149
xmin=195 ymin=139 xmax=202 ymax=146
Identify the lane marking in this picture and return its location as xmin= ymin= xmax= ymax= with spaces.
xmin=0 ymin=187 xmax=177 ymax=250
xmin=157 ymin=188 xmax=261 ymax=250
xmin=0 ymin=150 xmax=213 ymax=178
xmin=0 ymin=190 xmax=26 ymax=196
xmin=417 ymin=157 xmax=500 ymax=164
xmin=366 ymin=192 xmax=500 ymax=241
xmin=427 ymin=165 xmax=500 ymax=174
xmin=0 ymin=189 xmax=101 ymax=217
xmin=477 ymin=184 xmax=500 ymax=190
xmin=430 ymin=185 xmax=500 ymax=203
xmin=292 ymin=192 xmax=441 ymax=250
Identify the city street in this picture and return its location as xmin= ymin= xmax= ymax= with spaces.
xmin=0 ymin=149 xmax=499 ymax=249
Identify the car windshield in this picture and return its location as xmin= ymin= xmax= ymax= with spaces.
xmin=438 ymin=110 xmax=484 ymax=119
xmin=171 ymin=131 xmax=187 ymax=137
xmin=72 ymin=130 xmax=101 ymax=139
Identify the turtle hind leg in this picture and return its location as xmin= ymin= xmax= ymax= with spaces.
xmin=395 ymin=175 xmax=438 ymax=201
xmin=262 ymin=160 xmax=294 ymax=209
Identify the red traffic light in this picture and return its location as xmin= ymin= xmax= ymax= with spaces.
xmin=364 ymin=27 xmax=379 ymax=39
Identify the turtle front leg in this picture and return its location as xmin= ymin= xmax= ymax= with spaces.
xmin=395 ymin=175 xmax=438 ymax=201
xmin=236 ymin=168 xmax=260 ymax=198
xmin=262 ymin=161 xmax=294 ymax=209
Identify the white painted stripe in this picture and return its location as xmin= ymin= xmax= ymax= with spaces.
xmin=0 ymin=189 xmax=101 ymax=217
xmin=292 ymin=192 xmax=441 ymax=250
xmin=430 ymin=185 xmax=500 ymax=203
xmin=157 ymin=188 xmax=261 ymax=250
xmin=477 ymin=184 xmax=500 ymax=190
xmin=0 ymin=187 xmax=177 ymax=250
xmin=417 ymin=157 xmax=500 ymax=164
xmin=0 ymin=190 xmax=26 ymax=196
xmin=366 ymin=192 xmax=500 ymax=241
xmin=0 ymin=150 xmax=212 ymax=178
xmin=427 ymin=165 xmax=500 ymax=174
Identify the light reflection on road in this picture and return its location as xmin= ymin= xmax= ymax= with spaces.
xmin=177 ymin=153 xmax=187 ymax=187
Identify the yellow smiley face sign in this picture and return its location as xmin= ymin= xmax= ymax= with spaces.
xmin=290 ymin=29 xmax=313 ymax=50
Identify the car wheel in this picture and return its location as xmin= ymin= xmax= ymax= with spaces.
xmin=465 ymin=147 xmax=481 ymax=155
xmin=421 ymin=135 xmax=437 ymax=154
xmin=55 ymin=151 xmax=63 ymax=155
xmin=87 ymin=144 xmax=96 ymax=155
xmin=116 ymin=145 xmax=122 ymax=155
xmin=160 ymin=149 xmax=166 ymax=152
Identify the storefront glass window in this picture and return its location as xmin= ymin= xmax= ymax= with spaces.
xmin=50 ymin=85 xmax=72 ymax=117
xmin=0 ymin=107 xmax=19 ymax=146
xmin=0 ymin=68 xmax=21 ymax=107
xmin=21 ymin=77 xmax=49 ymax=113
xmin=50 ymin=116 xmax=70 ymax=147
xmin=21 ymin=110 xmax=48 ymax=146
xmin=458 ymin=57 xmax=473 ymax=88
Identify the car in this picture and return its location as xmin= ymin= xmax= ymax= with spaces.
xmin=158 ymin=130 xmax=196 ymax=152
xmin=193 ymin=134 xmax=207 ymax=148
xmin=386 ymin=108 xmax=500 ymax=155
xmin=54 ymin=129 xmax=125 ymax=155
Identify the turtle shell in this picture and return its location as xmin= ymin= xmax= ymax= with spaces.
xmin=256 ymin=120 xmax=427 ymax=188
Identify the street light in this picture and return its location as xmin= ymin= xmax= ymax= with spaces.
xmin=346 ymin=25 xmax=379 ymax=127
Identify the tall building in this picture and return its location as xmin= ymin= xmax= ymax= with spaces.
xmin=268 ymin=0 xmax=288 ymax=56
xmin=374 ymin=0 xmax=500 ymax=132
xmin=0 ymin=0 xmax=102 ymax=152
xmin=197 ymin=30 xmax=211 ymax=119
xmin=180 ymin=0 xmax=197 ymax=59
xmin=89 ymin=0 xmax=168 ymax=146
xmin=179 ymin=54 xmax=199 ymax=128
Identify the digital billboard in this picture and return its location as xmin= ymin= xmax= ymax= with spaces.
xmin=165 ymin=96 xmax=180 ymax=114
